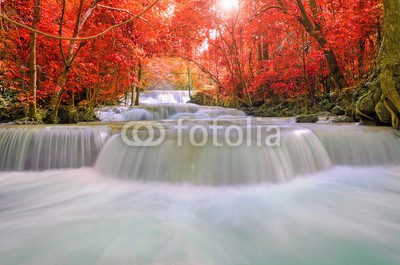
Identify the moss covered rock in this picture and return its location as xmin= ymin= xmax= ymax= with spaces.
xmin=295 ymin=114 xmax=318 ymax=123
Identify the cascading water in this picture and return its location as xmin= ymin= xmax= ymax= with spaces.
xmin=0 ymin=126 xmax=109 ymax=171
xmin=309 ymin=125 xmax=400 ymax=165
xmin=138 ymin=90 xmax=191 ymax=104
xmin=98 ymin=104 xmax=200 ymax=121
xmin=97 ymin=90 xmax=246 ymax=121
xmin=1 ymin=116 xmax=400 ymax=263
xmin=95 ymin=126 xmax=332 ymax=185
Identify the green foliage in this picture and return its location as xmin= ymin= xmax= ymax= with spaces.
xmin=0 ymin=104 xmax=27 ymax=122
xmin=190 ymin=91 xmax=218 ymax=106
xmin=0 ymin=88 xmax=19 ymax=106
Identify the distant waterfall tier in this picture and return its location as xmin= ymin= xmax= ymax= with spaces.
xmin=97 ymin=104 xmax=246 ymax=121
xmin=0 ymin=126 xmax=109 ymax=171
xmin=95 ymin=126 xmax=332 ymax=185
xmin=125 ymin=90 xmax=191 ymax=105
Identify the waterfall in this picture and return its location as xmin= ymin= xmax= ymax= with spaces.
xmin=97 ymin=89 xmax=246 ymax=121
xmin=1 ymin=123 xmax=400 ymax=263
xmin=94 ymin=124 xmax=400 ymax=185
xmin=310 ymin=125 xmax=400 ymax=166
xmin=95 ymin=126 xmax=332 ymax=185
xmin=123 ymin=90 xmax=191 ymax=105
xmin=0 ymin=126 xmax=109 ymax=171
xmin=3 ymin=123 xmax=399 ymax=182
xmin=97 ymin=104 xmax=246 ymax=121
xmin=139 ymin=90 xmax=191 ymax=104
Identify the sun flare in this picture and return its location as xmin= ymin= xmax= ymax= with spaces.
xmin=219 ymin=0 xmax=239 ymax=11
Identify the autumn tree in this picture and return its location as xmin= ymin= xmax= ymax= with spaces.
xmin=170 ymin=0 xmax=258 ymax=106
xmin=0 ymin=0 xmax=33 ymax=119
xmin=0 ymin=0 xmax=385 ymax=120
xmin=293 ymin=0 xmax=348 ymax=89
xmin=1 ymin=0 xmax=162 ymax=123
xmin=169 ymin=0 xmax=379 ymax=109
xmin=28 ymin=0 xmax=40 ymax=120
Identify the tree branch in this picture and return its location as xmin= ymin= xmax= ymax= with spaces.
xmin=73 ymin=0 xmax=85 ymax=38
xmin=295 ymin=0 xmax=315 ymax=32
xmin=0 ymin=0 xmax=160 ymax=41
xmin=98 ymin=4 xmax=155 ymax=29
xmin=181 ymin=56 xmax=251 ymax=106
xmin=277 ymin=0 xmax=288 ymax=14
xmin=250 ymin=5 xmax=282 ymax=21
xmin=59 ymin=0 xmax=67 ymax=66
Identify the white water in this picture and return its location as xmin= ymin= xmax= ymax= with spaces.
xmin=0 ymin=126 xmax=109 ymax=171
xmin=98 ymin=90 xmax=246 ymax=121
xmin=1 ymin=166 xmax=400 ymax=264
xmin=1 ymin=120 xmax=400 ymax=264
xmin=97 ymin=105 xmax=246 ymax=122
xmin=309 ymin=125 xmax=400 ymax=165
xmin=1 ymin=124 xmax=400 ymax=182
xmin=96 ymin=126 xmax=332 ymax=185
xmin=139 ymin=90 xmax=191 ymax=104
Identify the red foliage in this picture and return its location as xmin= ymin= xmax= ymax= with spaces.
xmin=0 ymin=0 xmax=382 ymax=108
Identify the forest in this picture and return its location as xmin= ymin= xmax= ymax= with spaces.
xmin=0 ymin=0 xmax=398 ymax=127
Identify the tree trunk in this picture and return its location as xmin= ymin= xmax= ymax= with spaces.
xmin=130 ymin=85 xmax=135 ymax=106
xmin=257 ymin=31 xmax=269 ymax=61
xmin=88 ymin=51 xmax=101 ymax=113
xmin=48 ymin=68 xmax=69 ymax=123
xmin=28 ymin=0 xmax=41 ymax=121
xmin=322 ymin=48 xmax=348 ymax=89
xmin=0 ymin=1 xmax=3 ymax=31
xmin=358 ymin=39 xmax=366 ymax=78
xmin=134 ymin=62 xmax=143 ymax=106
xmin=134 ymin=87 xmax=140 ymax=106
xmin=294 ymin=0 xmax=348 ymax=89
xmin=357 ymin=0 xmax=400 ymax=130
xmin=187 ymin=65 xmax=192 ymax=98
xmin=46 ymin=0 xmax=98 ymax=123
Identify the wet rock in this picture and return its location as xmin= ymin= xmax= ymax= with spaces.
xmin=295 ymin=114 xmax=318 ymax=123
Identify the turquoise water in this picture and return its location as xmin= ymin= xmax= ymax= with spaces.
xmin=1 ymin=165 xmax=400 ymax=265
xmin=1 ymin=124 xmax=400 ymax=264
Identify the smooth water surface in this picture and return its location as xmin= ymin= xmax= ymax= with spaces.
xmin=0 ymin=166 xmax=400 ymax=264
